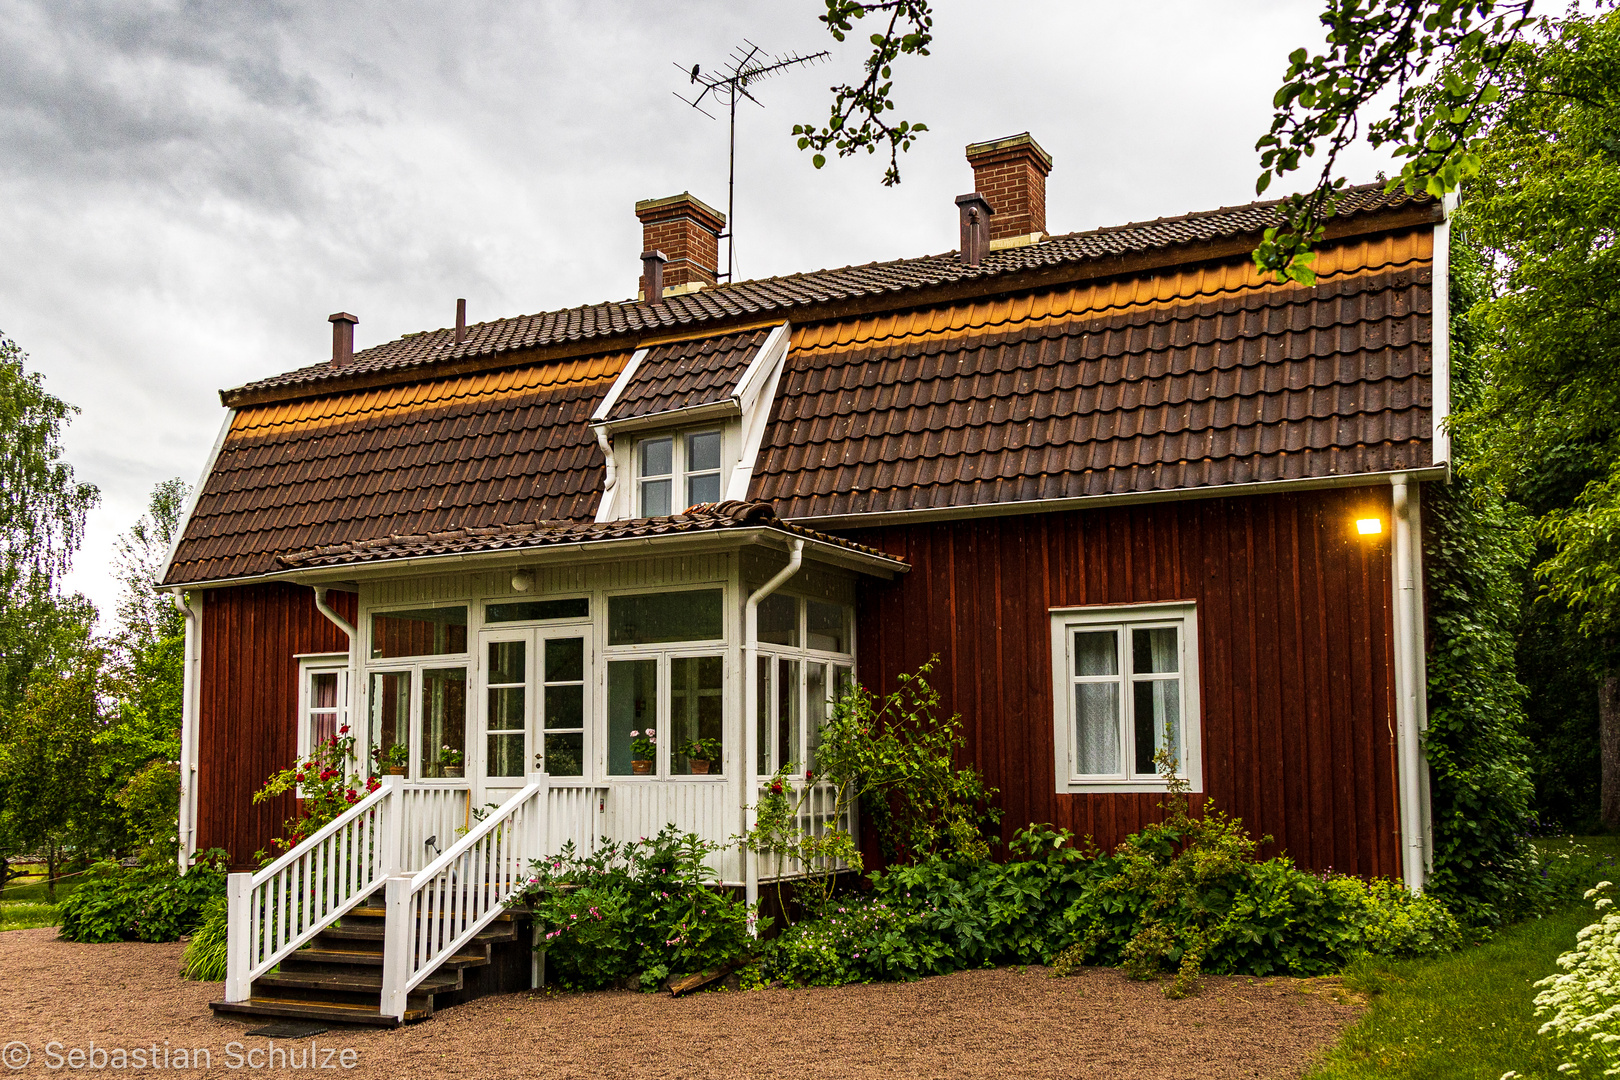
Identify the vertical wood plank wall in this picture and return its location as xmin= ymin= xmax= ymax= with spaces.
xmin=841 ymin=485 xmax=1402 ymax=880
xmin=199 ymin=583 xmax=357 ymax=869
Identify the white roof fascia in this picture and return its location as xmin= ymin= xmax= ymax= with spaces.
xmin=589 ymin=345 xmax=649 ymax=424
xmin=791 ymin=466 xmax=1452 ymax=531
xmin=726 ymin=322 xmax=792 ymax=503
xmin=158 ymin=407 xmax=236 ymax=591
xmin=1431 ymin=193 xmax=1455 ymax=474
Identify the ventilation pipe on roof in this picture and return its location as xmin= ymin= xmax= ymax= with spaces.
xmin=329 ymin=312 xmax=358 ymax=366
xmin=641 ymin=250 xmax=667 ymax=302
xmin=455 ymin=298 xmax=467 ymax=344
xmin=956 ymin=193 xmax=993 ymax=267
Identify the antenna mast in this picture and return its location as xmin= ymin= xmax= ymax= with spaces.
xmin=675 ymin=40 xmax=828 ymax=282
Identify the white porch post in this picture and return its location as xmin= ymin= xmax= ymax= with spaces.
xmin=377 ymin=774 xmax=404 ymax=878
xmin=224 ymin=872 xmax=253 ymax=1002
xmin=743 ymin=540 xmax=803 ymax=921
xmin=379 ymin=874 xmax=411 ymax=1021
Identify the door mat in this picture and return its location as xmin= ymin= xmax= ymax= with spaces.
xmin=243 ymin=1022 xmax=330 ymax=1038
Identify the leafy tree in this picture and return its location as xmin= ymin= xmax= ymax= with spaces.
xmin=0 ymin=655 xmax=111 ymax=900
xmin=0 ymin=332 xmax=99 ymax=713
xmin=1449 ymin=9 xmax=1620 ymax=827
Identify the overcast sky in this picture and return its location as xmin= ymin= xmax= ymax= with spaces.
xmin=0 ymin=0 xmax=1400 ymax=623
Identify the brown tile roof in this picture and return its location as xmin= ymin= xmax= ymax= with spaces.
xmin=273 ymin=500 xmax=903 ymax=571
xmin=164 ymin=355 xmax=626 ymax=586
xmin=227 ymin=186 xmax=1435 ymax=402
xmin=604 ymin=328 xmax=770 ymax=422
xmin=751 ymin=230 xmax=1436 ymax=520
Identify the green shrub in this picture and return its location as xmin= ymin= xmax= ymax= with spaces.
xmin=506 ymin=826 xmax=758 ymax=991
xmin=57 ymin=852 xmax=227 ymax=943
xmin=180 ymin=895 xmax=229 ymax=981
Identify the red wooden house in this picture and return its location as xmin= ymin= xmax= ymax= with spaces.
xmin=162 ymin=133 xmax=1446 ymax=1023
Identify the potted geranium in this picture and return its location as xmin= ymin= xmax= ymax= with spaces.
xmin=439 ymin=744 xmax=464 ymax=778
xmin=629 ymin=729 xmax=656 ymax=775
xmin=374 ymin=742 xmax=409 ymax=776
xmin=680 ymin=736 xmax=722 ymax=775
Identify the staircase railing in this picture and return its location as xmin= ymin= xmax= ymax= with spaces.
xmin=379 ymin=772 xmax=549 ymax=1020
xmin=223 ymin=775 xmax=405 ymax=1003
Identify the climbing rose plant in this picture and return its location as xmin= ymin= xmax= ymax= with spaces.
xmin=253 ymin=725 xmax=378 ymax=853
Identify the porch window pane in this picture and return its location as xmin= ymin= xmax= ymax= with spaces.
xmin=488 ymin=640 xmax=525 ymax=686
xmin=1133 ymin=679 xmax=1181 ymax=777
xmin=806 ymin=600 xmax=848 ymax=653
xmin=487 ymin=733 xmax=524 ymax=778
xmin=609 ymin=589 xmax=723 ymax=645
xmin=776 ymin=658 xmax=800 ymax=772
xmin=485 ymin=598 xmax=589 ymax=623
xmin=1074 ymin=631 xmax=1118 ymax=676
xmin=545 ymin=732 xmax=584 ymax=777
xmin=370 ymin=606 xmax=467 ymax=659
xmin=421 ymin=667 xmax=467 ymax=779
xmin=806 ymin=663 xmax=827 ymax=775
xmin=309 ymin=671 xmax=340 ymax=747
xmin=545 ymin=685 xmax=584 ymax=729
xmin=1074 ymin=683 xmax=1119 ymax=775
xmin=756 ymin=656 xmax=771 ymax=774
xmin=607 ymin=659 xmax=657 ymax=775
xmin=488 ymin=687 xmax=525 ymax=731
xmin=545 ymin=638 xmax=585 ymax=682
xmin=671 ymin=655 xmax=723 ymax=775
xmin=368 ymin=670 xmax=410 ymax=771
xmin=757 ymin=593 xmax=797 ymax=646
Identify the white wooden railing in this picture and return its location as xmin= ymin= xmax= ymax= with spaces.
xmin=379 ymin=772 xmax=550 ymax=1020
xmin=223 ymin=776 xmax=403 ymax=1003
xmin=760 ymin=780 xmax=858 ymax=881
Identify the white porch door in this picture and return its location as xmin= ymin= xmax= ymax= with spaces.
xmin=477 ymin=626 xmax=593 ymax=808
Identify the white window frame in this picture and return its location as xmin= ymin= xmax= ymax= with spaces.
xmin=296 ymin=654 xmax=350 ymax=794
xmin=1049 ymin=601 xmax=1202 ymax=794
xmin=753 ymin=593 xmax=856 ymax=780
xmin=362 ymin=603 xmax=473 ymax=785
xmin=634 ymin=427 xmax=725 ymax=517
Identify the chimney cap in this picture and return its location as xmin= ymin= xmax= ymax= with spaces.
xmin=634 ymin=191 xmax=726 ymax=229
xmin=955 ymin=192 xmax=994 ymax=212
xmin=328 ymin=311 xmax=359 ymax=325
xmin=641 ymin=249 xmax=668 ymax=263
xmin=965 ymin=132 xmax=1053 ymax=174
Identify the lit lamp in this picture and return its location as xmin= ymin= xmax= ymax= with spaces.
xmin=1355 ymin=517 xmax=1383 ymax=536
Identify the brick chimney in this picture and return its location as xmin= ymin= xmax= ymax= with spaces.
xmin=965 ymin=133 xmax=1053 ymax=246
xmin=328 ymin=312 xmax=357 ymax=366
xmin=635 ymin=192 xmax=725 ymax=298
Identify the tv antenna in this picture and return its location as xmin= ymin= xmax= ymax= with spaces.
xmin=674 ymin=40 xmax=828 ymax=282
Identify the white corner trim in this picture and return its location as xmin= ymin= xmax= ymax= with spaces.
xmin=727 ymin=322 xmax=792 ymax=503
xmin=159 ymin=408 xmax=236 ymax=589
xmin=1431 ymin=196 xmax=1454 ymax=470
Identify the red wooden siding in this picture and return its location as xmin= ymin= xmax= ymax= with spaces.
xmin=198 ymin=583 xmax=357 ymax=869
xmin=841 ymin=485 xmax=1402 ymax=880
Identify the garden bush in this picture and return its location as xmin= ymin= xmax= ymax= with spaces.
xmin=1532 ymin=881 xmax=1620 ymax=1077
xmin=507 ymin=826 xmax=759 ymax=991
xmin=57 ymin=851 xmax=227 ymax=943
xmin=180 ymin=895 xmax=229 ymax=981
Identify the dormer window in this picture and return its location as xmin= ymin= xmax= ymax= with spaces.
xmin=638 ymin=429 xmax=722 ymax=516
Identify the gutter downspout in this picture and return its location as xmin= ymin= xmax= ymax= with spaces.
xmin=1391 ymin=477 xmax=1429 ymax=891
xmin=312 ymin=585 xmax=357 ymax=641
xmin=173 ymin=592 xmax=202 ymax=871
xmin=595 ymin=428 xmax=618 ymax=520
xmin=743 ymin=539 xmax=803 ymax=923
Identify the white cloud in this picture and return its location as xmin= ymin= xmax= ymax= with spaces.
xmin=0 ymin=0 xmax=1398 ymax=621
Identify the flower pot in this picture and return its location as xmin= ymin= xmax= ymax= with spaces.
xmin=631 ymin=759 xmax=653 ymax=776
xmin=442 ymin=765 xmax=464 ymax=778
xmin=386 ymin=766 xmax=407 ymax=776
xmin=689 ymin=759 xmax=711 ymax=775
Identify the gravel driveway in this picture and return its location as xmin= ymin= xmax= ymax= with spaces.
xmin=0 ymin=928 xmax=1360 ymax=1078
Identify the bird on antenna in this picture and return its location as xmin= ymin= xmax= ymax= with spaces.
xmin=672 ymin=40 xmax=828 ymax=282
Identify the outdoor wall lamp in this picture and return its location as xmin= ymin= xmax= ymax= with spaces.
xmin=511 ymin=569 xmax=535 ymax=592
xmin=1355 ymin=517 xmax=1383 ymax=536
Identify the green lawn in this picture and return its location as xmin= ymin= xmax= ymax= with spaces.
xmin=1307 ymin=835 xmax=1620 ymax=1080
xmin=0 ymin=864 xmax=81 ymax=929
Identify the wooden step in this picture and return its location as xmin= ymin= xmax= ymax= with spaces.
xmin=291 ymin=946 xmax=491 ymax=970
xmin=317 ymin=921 xmax=518 ymax=945
xmin=253 ymin=970 xmax=463 ymax=996
xmin=209 ymin=997 xmax=429 ymax=1027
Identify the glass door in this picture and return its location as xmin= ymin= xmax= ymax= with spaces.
xmin=478 ymin=626 xmax=592 ymax=805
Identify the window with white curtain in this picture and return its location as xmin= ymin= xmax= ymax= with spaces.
xmin=1049 ymin=602 xmax=1201 ymax=793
